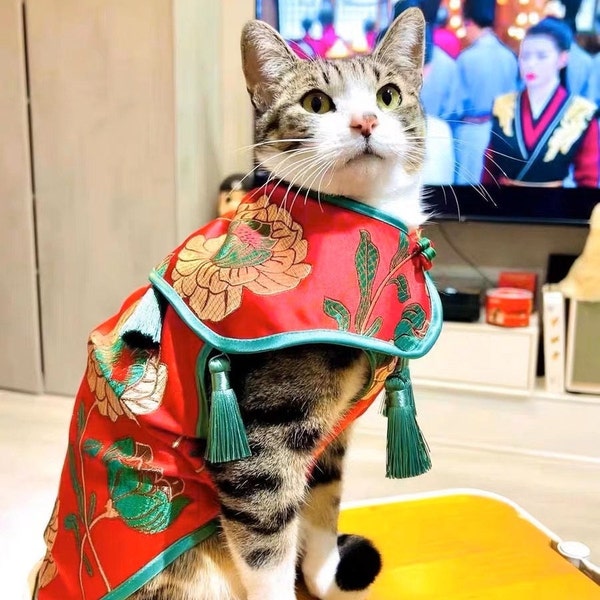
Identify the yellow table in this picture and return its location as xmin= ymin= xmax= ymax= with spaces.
xmin=300 ymin=489 xmax=600 ymax=599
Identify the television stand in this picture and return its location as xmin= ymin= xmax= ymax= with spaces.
xmin=410 ymin=310 xmax=539 ymax=395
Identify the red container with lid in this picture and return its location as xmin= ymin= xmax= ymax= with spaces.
xmin=485 ymin=287 xmax=533 ymax=327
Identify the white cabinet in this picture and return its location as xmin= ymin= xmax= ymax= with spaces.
xmin=411 ymin=312 xmax=539 ymax=394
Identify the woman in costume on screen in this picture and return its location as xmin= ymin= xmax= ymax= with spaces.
xmin=481 ymin=17 xmax=600 ymax=188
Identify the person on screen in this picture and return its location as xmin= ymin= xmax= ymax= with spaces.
xmin=288 ymin=18 xmax=318 ymax=59
xmin=363 ymin=19 xmax=377 ymax=52
xmin=566 ymin=38 xmax=597 ymax=100
xmin=380 ymin=1 xmax=459 ymax=121
xmin=593 ymin=52 xmax=600 ymax=106
xmin=481 ymin=17 xmax=600 ymax=188
xmin=545 ymin=0 xmax=598 ymax=101
xmin=421 ymin=31 xmax=461 ymax=121
xmin=432 ymin=6 xmax=460 ymax=59
xmin=311 ymin=6 xmax=349 ymax=58
xmin=454 ymin=0 xmax=519 ymax=185
xmin=422 ymin=25 xmax=455 ymax=185
xmin=376 ymin=0 xmax=420 ymax=45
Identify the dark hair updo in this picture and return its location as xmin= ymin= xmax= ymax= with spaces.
xmin=525 ymin=17 xmax=574 ymax=52
xmin=523 ymin=17 xmax=573 ymax=90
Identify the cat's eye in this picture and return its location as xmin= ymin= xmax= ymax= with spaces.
xmin=376 ymin=85 xmax=402 ymax=110
xmin=301 ymin=91 xmax=334 ymax=114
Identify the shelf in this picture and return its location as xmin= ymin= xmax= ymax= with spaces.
xmin=358 ymin=378 xmax=600 ymax=462
xmin=413 ymin=376 xmax=600 ymax=404
xmin=410 ymin=312 xmax=539 ymax=393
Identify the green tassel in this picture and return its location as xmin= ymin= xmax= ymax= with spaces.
xmin=205 ymin=355 xmax=251 ymax=464
xmin=384 ymin=360 xmax=431 ymax=479
xmin=120 ymin=287 xmax=163 ymax=345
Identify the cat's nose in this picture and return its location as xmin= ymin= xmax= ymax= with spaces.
xmin=350 ymin=113 xmax=378 ymax=137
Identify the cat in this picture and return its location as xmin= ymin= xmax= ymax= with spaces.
xmin=132 ymin=11 xmax=426 ymax=600
xmin=33 ymin=8 xmax=429 ymax=600
xmin=247 ymin=10 xmax=427 ymax=228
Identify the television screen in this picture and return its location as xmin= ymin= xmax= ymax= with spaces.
xmin=254 ymin=0 xmax=600 ymax=225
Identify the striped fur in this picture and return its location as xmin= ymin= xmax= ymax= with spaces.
xmin=243 ymin=8 xmax=427 ymax=227
xmin=131 ymin=9 xmax=426 ymax=600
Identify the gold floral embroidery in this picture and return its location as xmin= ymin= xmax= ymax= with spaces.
xmin=120 ymin=355 xmax=168 ymax=416
xmin=172 ymin=195 xmax=312 ymax=321
xmin=86 ymin=341 xmax=134 ymax=422
xmin=38 ymin=499 xmax=59 ymax=588
xmin=493 ymin=93 xmax=517 ymax=138
xmin=87 ymin=298 xmax=167 ymax=421
xmin=544 ymin=97 xmax=596 ymax=162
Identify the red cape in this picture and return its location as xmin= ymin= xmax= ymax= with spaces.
xmin=36 ymin=185 xmax=442 ymax=599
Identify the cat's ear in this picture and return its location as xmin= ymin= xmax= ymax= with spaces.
xmin=373 ymin=7 xmax=425 ymax=72
xmin=241 ymin=20 xmax=299 ymax=112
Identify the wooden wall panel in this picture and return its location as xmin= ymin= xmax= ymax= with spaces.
xmin=26 ymin=0 xmax=178 ymax=395
xmin=173 ymin=0 xmax=222 ymax=234
xmin=219 ymin=0 xmax=255 ymax=194
xmin=173 ymin=0 xmax=254 ymax=236
xmin=0 ymin=0 xmax=43 ymax=392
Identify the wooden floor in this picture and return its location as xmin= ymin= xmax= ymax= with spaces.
xmin=2 ymin=388 xmax=599 ymax=599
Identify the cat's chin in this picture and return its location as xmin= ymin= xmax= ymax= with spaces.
xmin=344 ymin=152 xmax=385 ymax=168
xmin=315 ymin=161 xmax=427 ymax=227
xmin=259 ymin=153 xmax=426 ymax=227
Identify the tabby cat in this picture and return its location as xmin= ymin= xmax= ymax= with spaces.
xmin=132 ymin=8 xmax=427 ymax=600
xmin=36 ymin=8 xmax=428 ymax=600
xmin=133 ymin=9 xmax=425 ymax=600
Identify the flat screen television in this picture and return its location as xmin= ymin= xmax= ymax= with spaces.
xmin=254 ymin=0 xmax=600 ymax=226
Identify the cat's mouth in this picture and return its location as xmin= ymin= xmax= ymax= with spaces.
xmin=345 ymin=146 xmax=384 ymax=166
xmin=347 ymin=143 xmax=384 ymax=164
xmin=364 ymin=146 xmax=381 ymax=157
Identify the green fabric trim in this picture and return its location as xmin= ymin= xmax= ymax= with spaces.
xmin=195 ymin=344 xmax=214 ymax=439
xmin=317 ymin=193 xmax=409 ymax=233
xmin=149 ymin=272 xmax=442 ymax=360
xmin=100 ymin=520 xmax=218 ymax=600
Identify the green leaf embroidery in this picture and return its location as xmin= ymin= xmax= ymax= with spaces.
xmin=355 ymin=230 xmax=380 ymax=331
xmin=88 ymin=492 xmax=97 ymax=523
xmin=64 ymin=513 xmax=81 ymax=544
xmin=83 ymin=439 xmax=103 ymax=458
xmin=77 ymin=403 xmax=85 ymax=438
xmin=103 ymin=438 xmax=191 ymax=534
xmin=390 ymin=232 xmax=410 ymax=270
xmin=83 ymin=554 xmax=94 ymax=576
xmin=394 ymin=304 xmax=428 ymax=352
xmin=364 ymin=316 xmax=383 ymax=337
xmin=64 ymin=512 xmax=94 ymax=575
xmin=68 ymin=445 xmax=84 ymax=519
xmin=93 ymin=339 xmax=126 ymax=396
xmin=390 ymin=275 xmax=411 ymax=303
xmin=323 ymin=298 xmax=351 ymax=331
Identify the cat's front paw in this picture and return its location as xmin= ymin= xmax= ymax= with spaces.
xmin=303 ymin=534 xmax=382 ymax=600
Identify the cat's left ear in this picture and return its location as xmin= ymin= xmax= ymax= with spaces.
xmin=241 ymin=20 xmax=299 ymax=112
xmin=373 ymin=7 xmax=425 ymax=73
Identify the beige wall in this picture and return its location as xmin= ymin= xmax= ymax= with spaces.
xmin=0 ymin=0 xmax=255 ymax=396
xmin=174 ymin=0 xmax=254 ymax=235
xmin=27 ymin=0 xmax=181 ymax=395
xmin=428 ymin=221 xmax=588 ymax=294
xmin=0 ymin=0 xmax=43 ymax=393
